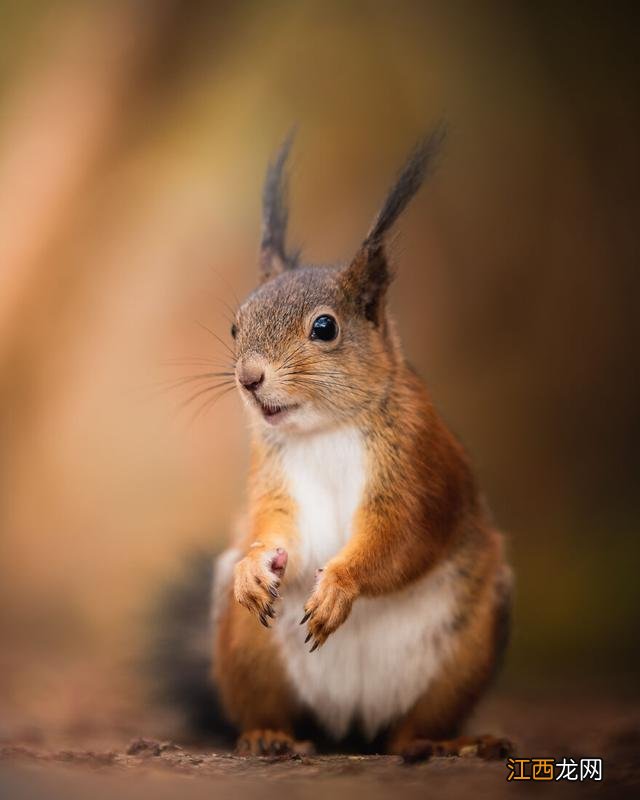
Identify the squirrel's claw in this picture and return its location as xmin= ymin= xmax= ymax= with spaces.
xmin=302 ymin=566 xmax=355 ymax=650
xmin=234 ymin=548 xmax=287 ymax=628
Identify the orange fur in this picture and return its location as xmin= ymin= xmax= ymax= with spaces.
xmin=214 ymin=584 xmax=298 ymax=733
xmin=211 ymin=131 xmax=512 ymax=755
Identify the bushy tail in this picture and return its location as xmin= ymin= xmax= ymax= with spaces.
xmin=143 ymin=548 xmax=234 ymax=743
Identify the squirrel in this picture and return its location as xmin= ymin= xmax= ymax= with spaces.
xmin=205 ymin=126 xmax=513 ymax=758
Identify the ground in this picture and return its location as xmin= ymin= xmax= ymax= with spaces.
xmin=1 ymin=691 xmax=638 ymax=800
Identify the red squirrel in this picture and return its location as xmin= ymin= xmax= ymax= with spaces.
xmin=211 ymin=127 xmax=512 ymax=757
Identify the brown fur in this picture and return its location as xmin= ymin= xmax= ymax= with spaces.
xmin=214 ymin=586 xmax=298 ymax=733
xmin=212 ymin=130 xmax=512 ymax=755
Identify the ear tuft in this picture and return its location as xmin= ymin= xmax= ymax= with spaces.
xmin=260 ymin=130 xmax=299 ymax=282
xmin=341 ymin=122 xmax=447 ymax=324
xmin=366 ymin=122 xmax=447 ymax=246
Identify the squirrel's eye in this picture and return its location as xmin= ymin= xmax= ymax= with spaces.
xmin=230 ymin=323 xmax=238 ymax=339
xmin=310 ymin=314 xmax=338 ymax=342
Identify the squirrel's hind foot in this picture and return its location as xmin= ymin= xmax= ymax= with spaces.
xmin=235 ymin=729 xmax=315 ymax=758
xmin=401 ymin=734 xmax=515 ymax=763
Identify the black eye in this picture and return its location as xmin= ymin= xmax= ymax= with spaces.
xmin=230 ymin=323 xmax=237 ymax=339
xmin=310 ymin=314 xmax=338 ymax=342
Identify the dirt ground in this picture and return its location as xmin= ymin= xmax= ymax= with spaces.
xmin=1 ymin=691 xmax=638 ymax=800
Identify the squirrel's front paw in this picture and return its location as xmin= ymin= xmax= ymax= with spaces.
xmin=234 ymin=546 xmax=288 ymax=627
xmin=301 ymin=566 xmax=355 ymax=651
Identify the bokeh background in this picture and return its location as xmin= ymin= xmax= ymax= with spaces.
xmin=0 ymin=0 xmax=638 ymax=743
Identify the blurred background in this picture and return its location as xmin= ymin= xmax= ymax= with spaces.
xmin=0 ymin=0 xmax=638 ymax=744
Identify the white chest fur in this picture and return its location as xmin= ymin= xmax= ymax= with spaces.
xmin=279 ymin=426 xmax=366 ymax=574
xmin=273 ymin=426 xmax=460 ymax=740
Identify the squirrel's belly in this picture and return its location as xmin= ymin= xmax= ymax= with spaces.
xmin=273 ymin=559 xmax=460 ymax=740
xmin=276 ymin=425 xmax=461 ymax=739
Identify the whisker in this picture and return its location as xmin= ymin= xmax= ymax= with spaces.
xmin=209 ymin=265 xmax=241 ymax=311
xmin=179 ymin=380 xmax=236 ymax=411
xmin=278 ymin=342 xmax=307 ymax=372
xmin=190 ymin=383 xmax=237 ymax=424
xmin=206 ymin=295 xmax=238 ymax=328
xmin=161 ymin=354 xmax=236 ymax=371
xmin=161 ymin=358 xmax=223 ymax=366
xmin=282 ymin=376 xmax=371 ymax=402
xmin=214 ymin=295 xmax=237 ymax=321
xmin=310 ymin=387 xmax=371 ymax=411
xmin=281 ymin=369 xmax=362 ymax=386
xmin=195 ymin=321 xmax=236 ymax=359
xmin=281 ymin=368 xmax=352 ymax=379
xmin=278 ymin=358 xmax=346 ymax=374
xmin=156 ymin=371 xmax=235 ymax=392
xmin=283 ymin=370 xmax=376 ymax=395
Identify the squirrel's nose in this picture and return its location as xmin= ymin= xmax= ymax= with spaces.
xmin=238 ymin=362 xmax=265 ymax=393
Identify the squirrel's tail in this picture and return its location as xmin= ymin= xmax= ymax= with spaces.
xmin=143 ymin=548 xmax=235 ymax=744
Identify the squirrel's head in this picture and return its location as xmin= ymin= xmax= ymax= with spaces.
xmin=232 ymin=127 xmax=445 ymax=435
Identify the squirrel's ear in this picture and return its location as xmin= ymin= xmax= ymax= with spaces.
xmin=340 ymin=123 xmax=447 ymax=324
xmin=259 ymin=131 xmax=300 ymax=282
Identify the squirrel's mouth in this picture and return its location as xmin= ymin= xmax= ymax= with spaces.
xmin=253 ymin=397 xmax=299 ymax=425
